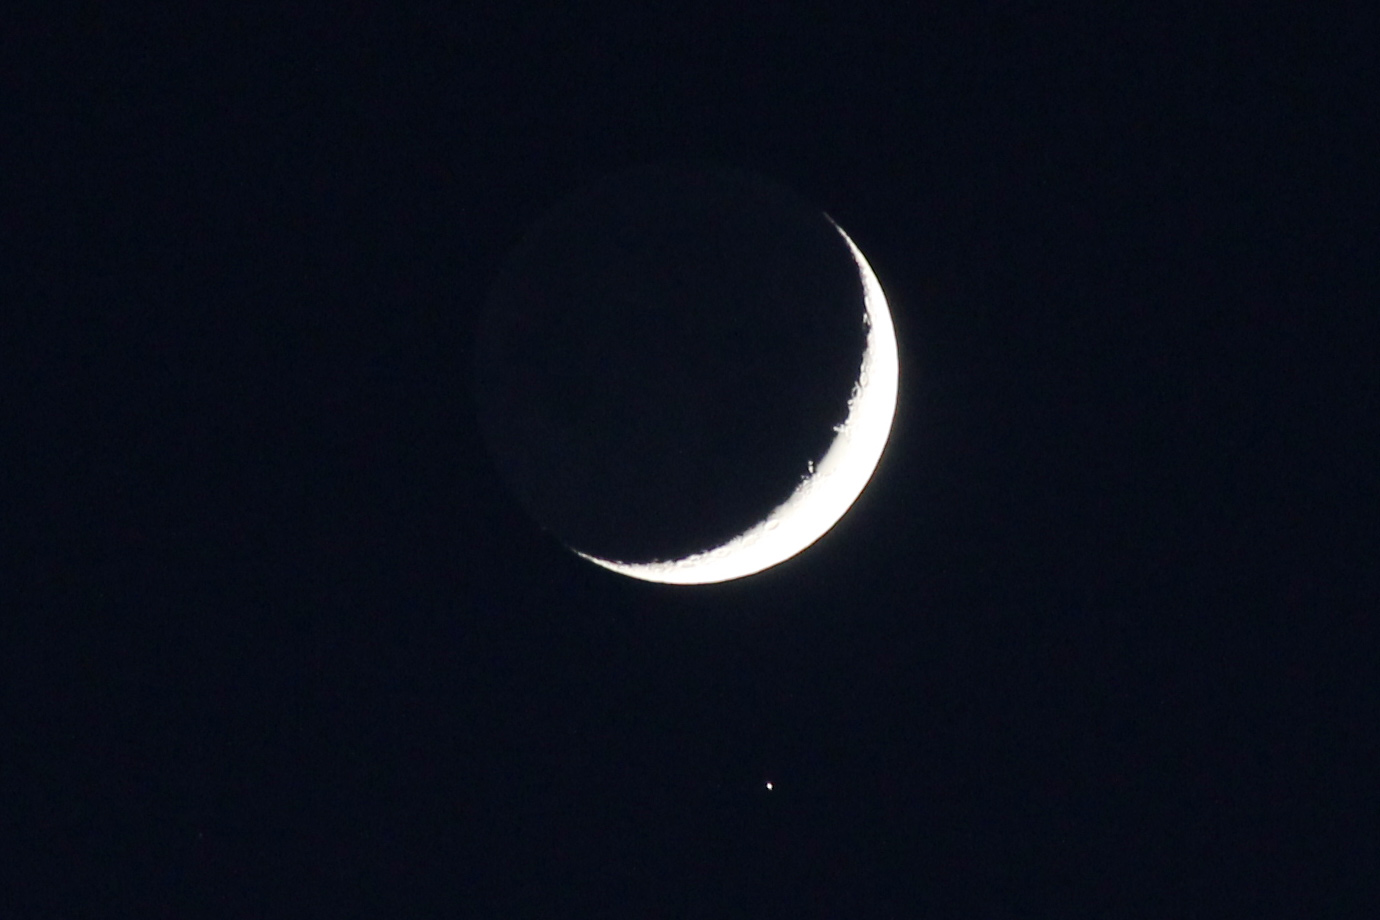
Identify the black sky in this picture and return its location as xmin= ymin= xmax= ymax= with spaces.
xmin=5 ymin=4 xmax=1376 ymax=917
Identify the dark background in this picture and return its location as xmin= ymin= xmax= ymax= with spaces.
xmin=5 ymin=4 xmax=1376 ymax=917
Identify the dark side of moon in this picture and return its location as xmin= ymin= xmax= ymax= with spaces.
xmin=474 ymin=165 xmax=868 ymax=565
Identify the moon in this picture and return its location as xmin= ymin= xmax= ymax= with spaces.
xmin=474 ymin=165 xmax=895 ymax=579
xmin=575 ymin=219 xmax=899 ymax=585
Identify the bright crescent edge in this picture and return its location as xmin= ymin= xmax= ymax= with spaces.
xmin=575 ymin=218 xmax=900 ymax=585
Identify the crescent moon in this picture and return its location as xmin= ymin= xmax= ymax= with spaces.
xmin=575 ymin=219 xmax=899 ymax=584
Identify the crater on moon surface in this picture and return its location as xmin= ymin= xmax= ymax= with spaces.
xmin=474 ymin=163 xmax=868 ymax=564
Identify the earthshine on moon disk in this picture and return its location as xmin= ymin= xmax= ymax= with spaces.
xmin=575 ymin=219 xmax=899 ymax=585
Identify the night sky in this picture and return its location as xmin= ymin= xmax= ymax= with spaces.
xmin=7 ymin=5 xmax=1376 ymax=917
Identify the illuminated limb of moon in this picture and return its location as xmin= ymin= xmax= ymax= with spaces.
xmin=575 ymin=219 xmax=899 ymax=585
